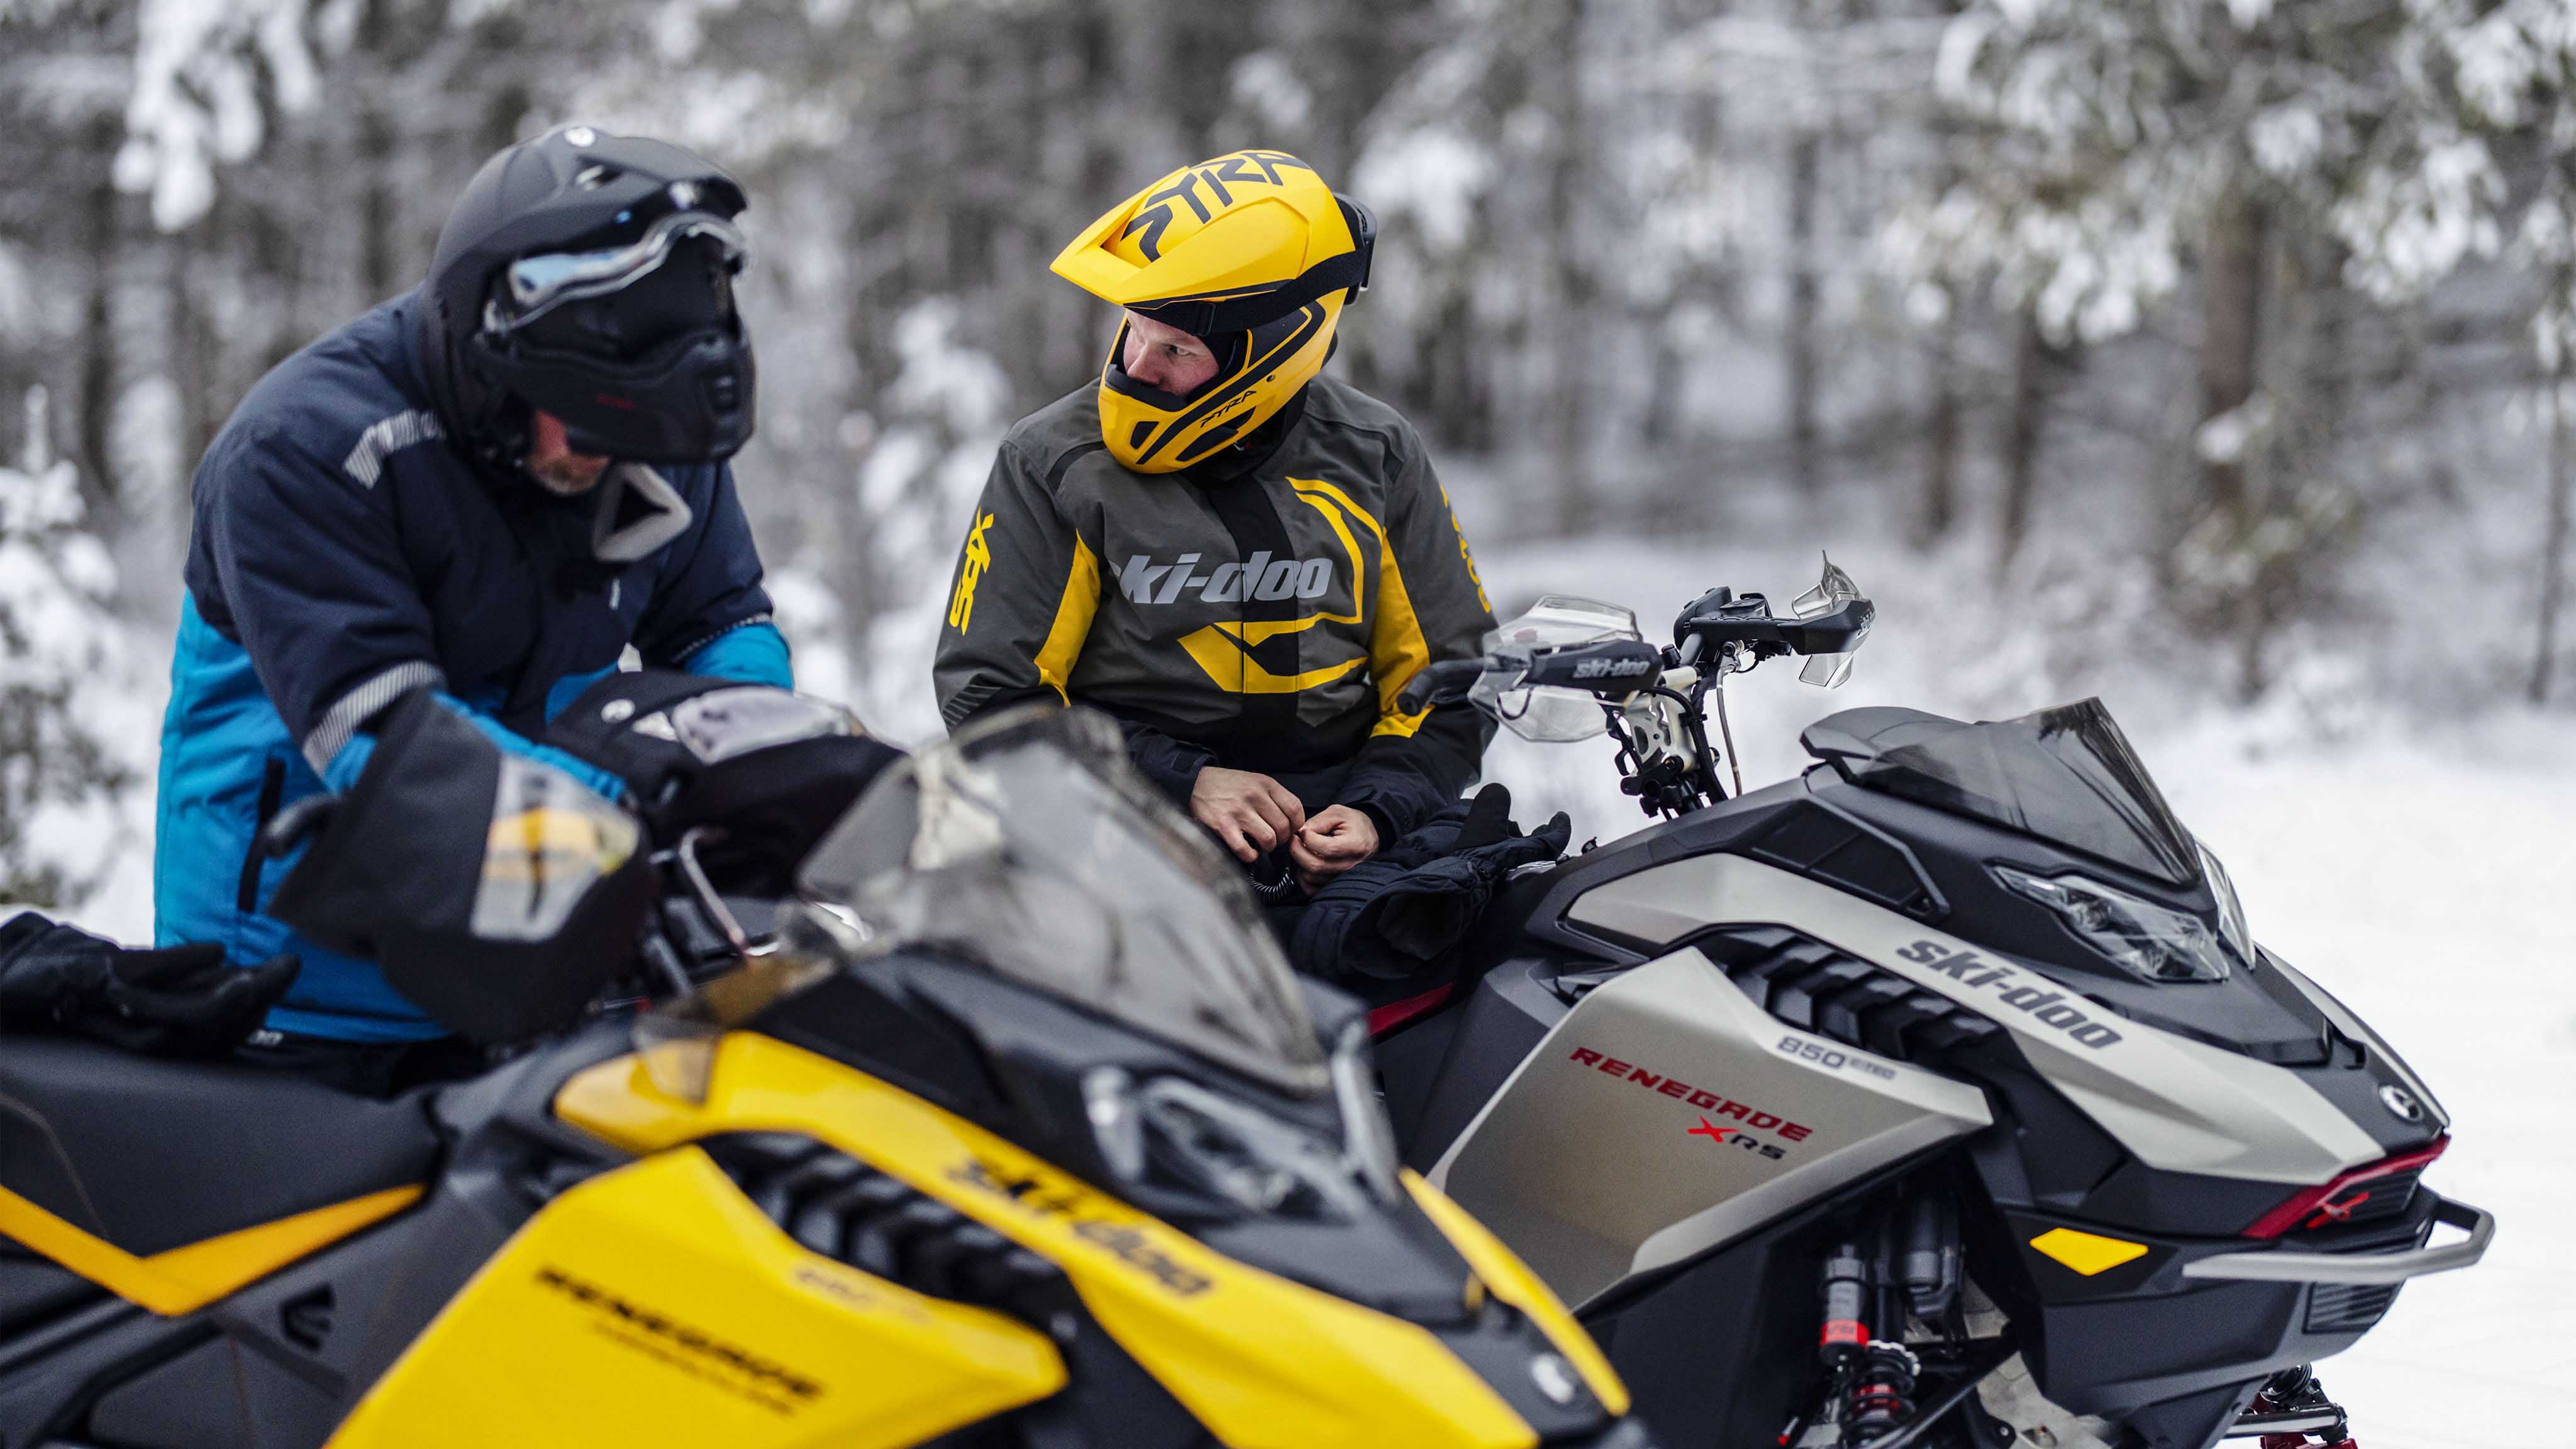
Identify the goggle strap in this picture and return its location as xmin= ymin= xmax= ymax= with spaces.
xmin=496 ymin=213 xmax=746 ymax=334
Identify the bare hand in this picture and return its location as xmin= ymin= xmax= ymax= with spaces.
xmin=1191 ymin=767 xmax=1307 ymax=863
xmin=1291 ymin=804 xmax=1381 ymax=892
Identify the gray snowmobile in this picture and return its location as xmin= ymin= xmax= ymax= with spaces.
xmin=1371 ymin=560 xmax=2493 ymax=1449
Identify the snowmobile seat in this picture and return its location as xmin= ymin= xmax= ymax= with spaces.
xmin=0 ymin=1036 xmax=440 ymax=1257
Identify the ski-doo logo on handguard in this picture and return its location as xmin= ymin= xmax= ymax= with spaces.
xmin=1894 ymin=940 xmax=2123 ymax=1050
xmin=1570 ymin=656 xmax=1654 ymax=680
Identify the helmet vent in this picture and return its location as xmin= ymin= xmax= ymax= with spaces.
xmin=574 ymin=164 xmax=619 ymax=191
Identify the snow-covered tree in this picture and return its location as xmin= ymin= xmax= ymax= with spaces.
xmin=2410 ymin=0 xmax=2576 ymax=700
xmin=0 ymin=389 xmax=154 ymax=909
xmin=1888 ymin=0 xmax=2545 ymax=692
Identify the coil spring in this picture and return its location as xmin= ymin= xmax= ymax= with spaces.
xmin=1850 ymin=1342 xmax=1921 ymax=1437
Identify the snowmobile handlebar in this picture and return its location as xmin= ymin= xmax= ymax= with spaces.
xmin=1397 ymin=588 xmax=1874 ymax=716
xmin=1396 ymin=638 xmax=1673 ymax=714
xmin=1670 ymin=587 xmax=1875 ymax=664
xmin=1397 ymin=657 xmax=1497 ymax=714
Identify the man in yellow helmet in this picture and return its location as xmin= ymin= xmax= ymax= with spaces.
xmin=934 ymin=150 xmax=1497 ymax=894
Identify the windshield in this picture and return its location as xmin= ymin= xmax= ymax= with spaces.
xmin=795 ymin=707 xmax=1329 ymax=1096
xmin=1801 ymin=698 xmax=2197 ymax=886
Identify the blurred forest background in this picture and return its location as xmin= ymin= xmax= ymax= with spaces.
xmin=7 ymin=0 xmax=2576 ymax=911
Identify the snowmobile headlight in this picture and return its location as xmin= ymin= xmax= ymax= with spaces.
xmin=1994 ymin=863 xmax=2238 ymax=982
xmin=1127 ymin=1075 xmax=1379 ymax=1221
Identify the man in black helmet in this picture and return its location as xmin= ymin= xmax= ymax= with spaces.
xmin=153 ymin=125 xmax=789 ymax=1079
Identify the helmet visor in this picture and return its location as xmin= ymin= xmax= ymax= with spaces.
xmin=496 ymin=212 xmax=747 ymax=334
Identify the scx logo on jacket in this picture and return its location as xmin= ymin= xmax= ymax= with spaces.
xmin=1118 ymin=551 xmax=1335 ymax=607
xmin=948 ymin=511 xmax=996 ymax=632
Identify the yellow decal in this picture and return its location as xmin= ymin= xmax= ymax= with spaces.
xmin=1034 ymin=538 xmax=1102 ymax=703
xmin=556 ymin=1038 xmax=1542 ymax=1449
xmin=2027 ymin=1227 xmax=2151 ymax=1276
xmin=1170 ymin=484 xmax=1375 ymax=696
xmin=947 ymin=511 xmax=997 ymax=633
xmin=483 ymin=807 xmax=635 ymax=879
xmin=1292 ymin=477 xmax=1437 ymax=736
xmin=1440 ymin=484 xmax=1492 ymax=612
xmin=1177 ymin=622 xmax=1367 ymax=694
xmin=0 ymin=1182 xmax=421 ymax=1317
xmin=329 ymin=1148 xmax=1058 ymax=1448
xmin=1404 ymin=1174 xmax=1630 ymax=1414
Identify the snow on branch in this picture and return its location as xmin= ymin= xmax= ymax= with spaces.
xmin=113 ymin=0 xmax=323 ymax=231
xmin=1884 ymin=0 xmax=2565 ymax=345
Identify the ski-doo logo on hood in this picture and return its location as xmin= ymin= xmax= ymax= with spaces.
xmin=1896 ymin=940 xmax=2123 ymax=1050
xmin=1118 ymin=552 xmax=1335 ymax=606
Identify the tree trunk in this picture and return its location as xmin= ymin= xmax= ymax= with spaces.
xmin=1785 ymin=126 xmax=1823 ymax=501
xmin=1917 ymin=286 xmax=1960 ymax=547
xmin=1997 ymin=307 xmax=2046 ymax=573
xmin=2536 ymin=371 xmax=2571 ymax=704
xmin=1547 ymin=0 xmax=1595 ymax=537
xmin=2198 ymin=191 xmax=2266 ymax=523
xmin=167 ymin=225 xmax=219 ymax=510
xmin=75 ymin=115 xmax=121 ymax=528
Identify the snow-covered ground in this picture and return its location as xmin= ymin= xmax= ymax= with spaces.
xmin=43 ymin=526 xmax=2575 ymax=1441
xmin=2164 ymin=725 xmax=2576 ymax=1448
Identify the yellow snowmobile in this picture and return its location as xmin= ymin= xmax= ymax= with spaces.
xmin=0 ymin=701 xmax=1646 ymax=1448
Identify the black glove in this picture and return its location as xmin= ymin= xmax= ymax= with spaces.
xmin=543 ymin=670 xmax=904 ymax=896
xmin=0 ymin=912 xmax=299 ymax=1057
xmin=1369 ymin=808 xmax=1571 ymax=958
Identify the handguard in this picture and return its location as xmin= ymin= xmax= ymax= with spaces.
xmin=543 ymin=670 xmax=904 ymax=896
xmin=267 ymin=689 xmax=654 ymax=1043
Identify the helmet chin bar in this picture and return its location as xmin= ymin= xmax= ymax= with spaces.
xmin=1096 ymin=297 xmax=1336 ymax=474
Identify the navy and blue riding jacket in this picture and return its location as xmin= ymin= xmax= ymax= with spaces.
xmin=154 ymin=293 xmax=790 ymax=1042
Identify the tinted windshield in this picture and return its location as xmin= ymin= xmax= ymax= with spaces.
xmin=1801 ymin=699 xmax=2197 ymax=885
xmin=796 ymin=707 xmax=1328 ymax=1096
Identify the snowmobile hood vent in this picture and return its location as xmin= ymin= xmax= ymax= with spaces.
xmin=1801 ymin=700 xmax=2197 ymax=887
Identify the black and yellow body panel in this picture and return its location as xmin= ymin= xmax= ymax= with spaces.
xmin=0 ymin=1032 xmax=441 ymax=1319
xmin=0 ymin=1182 xmax=421 ymax=1317
xmin=550 ymin=1031 xmax=1628 ymax=1448
xmin=328 ymin=1146 xmax=1063 ymax=1448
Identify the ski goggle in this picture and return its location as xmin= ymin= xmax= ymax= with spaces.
xmin=491 ymin=211 xmax=747 ymax=335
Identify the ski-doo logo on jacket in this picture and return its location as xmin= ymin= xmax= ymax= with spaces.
xmin=1116 ymin=552 xmax=1336 ymax=606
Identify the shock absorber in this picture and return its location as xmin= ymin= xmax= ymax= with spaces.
xmin=1779 ymin=1245 xmax=1876 ymax=1448
xmin=1819 ymin=1243 xmax=1872 ymax=1365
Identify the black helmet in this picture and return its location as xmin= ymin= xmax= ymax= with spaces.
xmin=418 ymin=125 xmax=756 ymax=468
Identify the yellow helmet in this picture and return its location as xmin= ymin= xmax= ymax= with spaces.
xmin=1052 ymin=150 xmax=1374 ymax=474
